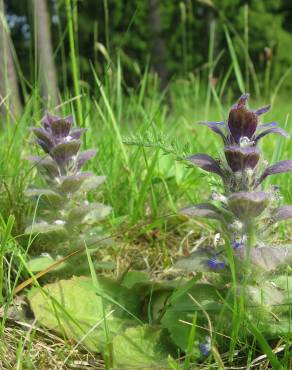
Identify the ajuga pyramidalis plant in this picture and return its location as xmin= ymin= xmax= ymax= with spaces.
xmin=179 ymin=94 xmax=292 ymax=275
xmin=25 ymin=113 xmax=111 ymax=272
xmin=172 ymin=94 xmax=292 ymax=355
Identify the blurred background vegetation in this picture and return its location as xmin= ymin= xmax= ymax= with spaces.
xmin=2 ymin=0 xmax=292 ymax=116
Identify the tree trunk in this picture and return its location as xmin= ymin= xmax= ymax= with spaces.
xmin=0 ymin=0 xmax=22 ymax=117
xmin=148 ymin=0 xmax=169 ymax=90
xmin=33 ymin=0 xmax=59 ymax=105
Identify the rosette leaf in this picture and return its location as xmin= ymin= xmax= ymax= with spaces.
xmin=187 ymin=153 xmax=223 ymax=177
xmin=227 ymin=191 xmax=270 ymax=220
xmin=257 ymin=160 xmax=292 ymax=186
xmin=224 ymin=146 xmax=260 ymax=172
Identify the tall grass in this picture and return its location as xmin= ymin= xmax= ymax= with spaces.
xmin=1 ymin=2 xmax=292 ymax=368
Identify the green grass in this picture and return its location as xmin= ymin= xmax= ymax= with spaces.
xmin=1 ymin=71 xmax=292 ymax=368
xmin=1 ymin=5 xmax=292 ymax=369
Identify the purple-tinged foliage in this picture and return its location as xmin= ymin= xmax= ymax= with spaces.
xmin=199 ymin=94 xmax=289 ymax=147
xmin=227 ymin=191 xmax=270 ymax=220
xmin=257 ymin=160 xmax=292 ymax=186
xmin=187 ymin=153 xmax=224 ymax=177
xmin=272 ymin=205 xmax=292 ymax=222
xmin=25 ymin=113 xmax=111 ymax=265
xmin=224 ymin=146 xmax=260 ymax=172
xmin=181 ymin=203 xmax=223 ymax=221
xmin=178 ymin=94 xmax=292 ymax=275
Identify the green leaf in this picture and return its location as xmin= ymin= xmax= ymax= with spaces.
xmin=120 ymin=270 xmax=150 ymax=289
xmin=112 ymin=325 xmax=174 ymax=368
xmin=24 ymin=221 xmax=68 ymax=237
xmin=67 ymin=202 xmax=111 ymax=225
xmin=161 ymin=282 xmax=223 ymax=351
xmin=59 ymin=173 xmax=90 ymax=193
xmin=27 ymin=255 xmax=56 ymax=272
xmin=79 ymin=175 xmax=106 ymax=192
xmin=28 ymin=276 xmax=140 ymax=351
xmin=247 ymin=245 xmax=292 ymax=271
xmin=83 ymin=204 xmax=111 ymax=224
xmin=272 ymin=275 xmax=292 ymax=305
xmin=24 ymin=188 xmax=64 ymax=208
xmin=174 ymin=249 xmax=214 ymax=272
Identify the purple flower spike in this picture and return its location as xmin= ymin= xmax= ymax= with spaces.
xmin=228 ymin=94 xmax=259 ymax=144
xmin=228 ymin=191 xmax=270 ymax=220
xmin=224 ymin=146 xmax=260 ymax=172
xmin=207 ymin=255 xmax=225 ymax=270
xmin=31 ymin=113 xmax=87 ymax=168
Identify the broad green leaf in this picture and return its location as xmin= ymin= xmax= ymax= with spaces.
xmin=112 ymin=325 xmax=174 ymax=368
xmin=27 ymin=255 xmax=56 ymax=272
xmin=236 ymin=245 xmax=292 ymax=271
xmin=79 ymin=175 xmax=106 ymax=192
xmin=272 ymin=275 xmax=292 ymax=305
xmin=67 ymin=202 xmax=110 ymax=225
xmin=121 ymin=271 xmax=150 ymax=289
xmin=59 ymin=173 xmax=90 ymax=194
xmin=83 ymin=204 xmax=111 ymax=224
xmin=24 ymin=221 xmax=68 ymax=237
xmin=161 ymin=282 xmax=223 ymax=351
xmin=28 ymin=276 xmax=140 ymax=351
xmin=24 ymin=188 xmax=64 ymax=208
xmin=174 ymin=249 xmax=214 ymax=272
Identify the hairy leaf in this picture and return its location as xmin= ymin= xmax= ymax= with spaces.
xmin=51 ymin=140 xmax=81 ymax=164
xmin=228 ymin=191 xmax=269 ymax=220
xmin=112 ymin=325 xmax=174 ymax=367
xmin=25 ymin=188 xmax=64 ymax=208
xmin=174 ymin=249 xmax=216 ymax=272
xmin=24 ymin=221 xmax=68 ymax=237
xmin=59 ymin=173 xmax=91 ymax=193
xmin=28 ymin=277 xmax=140 ymax=351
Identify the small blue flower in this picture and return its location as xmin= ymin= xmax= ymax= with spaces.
xmin=199 ymin=336 xmax=211 ymax=356
xmin=207 ymin=255 xmax=225 ymax=270
xmin=232 ymin=235 xmax=246 ymax=250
